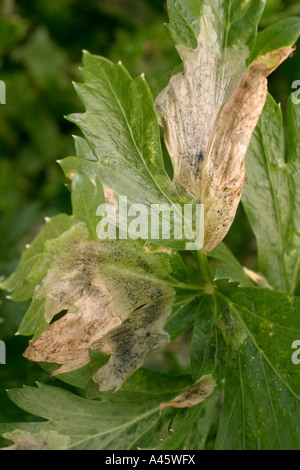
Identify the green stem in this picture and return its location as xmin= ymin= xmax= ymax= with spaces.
xmin=195 ymin=250 xmax=214 ymax=284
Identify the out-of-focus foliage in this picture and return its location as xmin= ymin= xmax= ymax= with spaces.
xmin=261 ymin=0 xmax=300 ymax=26
xmin=0 ymin=0 xmax=299 ymax=440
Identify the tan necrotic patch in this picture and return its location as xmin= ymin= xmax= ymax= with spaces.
xmin=155 ymin=10 xmax=293 ymax=253
xmin=24 ymin=238 xmax=175 ymax=391
xmin=2 ymin=430 xmax=70 ymax=451
xmin=199 ymin=48 xmax=293 ymax=252
xmin=155 ymin=6 xmax=248 ymax=198
xmin=159 ymin=374 xmax=216 ymax=411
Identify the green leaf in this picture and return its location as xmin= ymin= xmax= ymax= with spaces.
xmin=17 ymin=297 xmax=47 ymax=338
xmin=156 ymin=0 xmax=298 ymax=253
xmin=20 ymin=233 xmax=197 ymax=391
xmin=248 ymin=17 xmax=300 ymax=64
xmin=214 ymin=288 xmax=300 ymax=450
xmin=166 ymin=0 xmax=199 ymax=49
xmin=0 ymin=384 xmax=171 ymax=450
xmin=71 ymin=174 xmax=104 ymax=240
xmin=1 ymin=119 xmax=200 ymax=394
xmin=191 ymin=295 xmax=226 ymax=381
xmin=68 ymin=51 xmax=195 ymax=250
xmin=1 ymin=429 xmax=70 ymax=450
xmin=242 ymin=94 xmax=300 ymax=294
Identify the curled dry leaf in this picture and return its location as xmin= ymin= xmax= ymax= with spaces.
xmin=155 ymin=8 xmax=293 ymax=252
xmin=159 ymin=374 xmax=216 ymax=411
xmin=24 ymin=237 xmax=175 ymax=391
xmin=199 ymin=48 xmax=293 ymax=252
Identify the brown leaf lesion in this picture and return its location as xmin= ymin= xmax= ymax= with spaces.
xmin=199 ymin=47 xmax=293 ymax=252
xmin=24 ymin=238 xmax=175 ymax=391
xmin=2 ymin=430 xmax=70 ymax=451
xmin=155 ymin=45 xmax=294 ymax=252
xmin=159 ymin=374 xmax=216 ymax=411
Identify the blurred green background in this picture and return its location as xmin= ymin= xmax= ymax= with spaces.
xmin=0 ymin=0 xmax=299 ymax=427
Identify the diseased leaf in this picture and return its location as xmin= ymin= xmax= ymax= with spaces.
xmin=191 ymin=295 xmax=226 ymax=381
xmin=2 ymin=0 xmax=300 ymax=452
xmin=22 ymin=234 xmax=196 ymax=391
xmin=155 ymin=0 xmax=299 ymax=252
xmin=67 ymin=51 xmax=197 ymax=250
xmin=165 ymin=0 xmax=199 ymax=49
xmin=160 ymin=374 xmax=216 ymax=411
xmin=164 ymin=295 xmax=200 ymax=340
xmin=243 ymin=94 xmax=300 ymax=294
xmin=197 ymin=48 xmax=292 ymax=252
xmin=1 ymin=379 xmax=217 ymax=452
xmin=17 ymin=297 xmax=47 ymax=339
xmin=2 ymin=128 xmax=199 ymax=394
xmin=70 ymin=174 xmax=105 ymax=240
xmin=157 ymin=0 xmax=266 ymax=199
xmin=167 ymin=0 xmax=267 ymax=54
